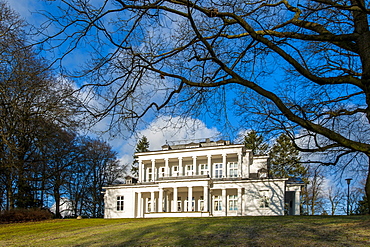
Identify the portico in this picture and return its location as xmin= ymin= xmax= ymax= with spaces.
xmin=134 ymin=179 xmax=211 ymax=217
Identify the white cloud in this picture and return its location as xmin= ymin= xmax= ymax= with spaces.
xmin=138 ymin=115 xmax=220 ymax=150
xmin=6 ymin=0 xmax=46 ymax=26
xmin=7 ymin=0 xmax=36 ymax=18
xmin=113 ymin=115 xmax=220 ymax=168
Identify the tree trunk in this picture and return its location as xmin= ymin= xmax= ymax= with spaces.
xmin=54 ymin=189 xmax=61 ymax=219
xmin=366 ymin=155 xmax=370 ymax=214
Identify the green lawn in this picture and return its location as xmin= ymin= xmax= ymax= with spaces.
xmin=1 ymin=216 xmax=369 ymax=246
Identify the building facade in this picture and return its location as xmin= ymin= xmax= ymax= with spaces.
xmin=103 ymin=139 xmax=303 ymax=218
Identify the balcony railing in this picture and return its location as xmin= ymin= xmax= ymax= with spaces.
xmin=156 ymin=174 xmax=209 ymax=181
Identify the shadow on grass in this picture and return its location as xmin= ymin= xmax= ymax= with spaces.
xmin=70 ymin=216 xmax=370 ymax=247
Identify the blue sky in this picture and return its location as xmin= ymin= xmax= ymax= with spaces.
xmin=6 ymin=0 xmax=237 ymax=163
xmin=6 ymin=0 xmax=365 ymax=207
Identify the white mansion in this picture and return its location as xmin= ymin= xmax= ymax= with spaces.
xmin=103 ymin=139 xmax=304 ymax=218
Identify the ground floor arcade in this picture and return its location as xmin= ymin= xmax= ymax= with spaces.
xmin=104 ymin=178 xmax=302 ymax=218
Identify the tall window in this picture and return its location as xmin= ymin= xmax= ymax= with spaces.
xmin=172 ymin=166 xmax=179 ymax=176
xmin=159 ymin=167 xmax=165 ymax=177
xmin=228 ymin=195 xmax=238 ymax=211
xmin=177 ymin=197 xmax=182 ymax=212
xmin=228 ymin=162 xmax=238 ymax=177
xmin=147 ymin=198 xmax=156 ymax=212
xmin=147 ymin=199 xmax=151 ymax=213
xmin=214 ymin=195 xmax=222 ymax=211
xmin=199 ymin=196 xmax=204 ymax=211
xmin=214 ymin=163 xmax=223 ymax=178
xmin=117 ymin=196 xmax=124 ymax=211
xmin=186 ymin=165 xmax=193 ymax=176
xmin=200 ymin=164 xmax=208 ymax=175
xmin=184 ymin=197 xmax=195 ymax=211
xmin=147 ymin=168 xmax=153 ymax=181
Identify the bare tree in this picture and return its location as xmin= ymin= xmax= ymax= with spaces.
xmin=39 ymin=0 xmax=370 ymax=210
xmin=0 ymin=0 xmax=82 ymax=210
xmin=327 ymin=186 xmax=344 ymax=215
xmin=78 ymin=137 xmax=125 ymax=218
xmin=304 ymin=166 xmax=325 ymax=215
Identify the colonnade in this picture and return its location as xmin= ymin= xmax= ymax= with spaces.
xmin=138 ymin=152 xmax=244 ymax=182
xmin=135 ymin=185 xmax=245 ymax=217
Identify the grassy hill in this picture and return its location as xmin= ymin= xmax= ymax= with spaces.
xmin=1 ymin=215 xmax=369 ymax=246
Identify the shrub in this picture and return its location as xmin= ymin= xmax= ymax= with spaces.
xmin=0 ymin=208 xmax=54 ymax=223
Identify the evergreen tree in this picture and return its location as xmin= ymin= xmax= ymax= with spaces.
xmin=356 ymin=195 xmax=369 ymax=215
xmin=131 ymin=136 xmax=150 ymax=177
xmin=243 ymin=130 xmax=269 ymax=156
xmin=269 ymin=133 xmax=308 ymax=182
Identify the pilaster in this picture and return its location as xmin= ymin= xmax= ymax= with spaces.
xmin=207 ymin=155 xmax=212 ymax=177
xmin=222 ymin=188 xmax=227 ymax=216
xmin=237 ymin=188 xmax=242 ymax=216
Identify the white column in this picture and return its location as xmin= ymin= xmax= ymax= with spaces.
xmin=222 ymin=154 xmax=227 ymax=178
xmin=178 ymin=157 xmax=183 ymax=176
xmin=150 ymin=191 xmax=155 ymax=212
xmin=203 ymin=185 xmax=208 ymax=212
xmin=141 ymin=196 xmax=144 ymax=216
xmin=173 ymin=187 xmax=178 ymax=212
xmin=294 ymin=190 xmax=300 ymax=215
xmin=222 ymin=188 xmax=227 ymax=216
xmin=138 ymin=160 xmax=142 ymax=182
xmin=188 ymin=186 xmax=193 ymax=211
xmin=238 ymin=153 xmax=242 ymax=177
xmin=158 ymin=188 xmax=163 ymax=212
xmin=137 ymin=192 xmax=142 ymax=218
xmin=207 ymin=155 xmax=212 ymax=178
xmin=151 ymin=159 xmax=156 ymax=181
xmin=164 ymin=158 xmax=169 ymax=177
xmin=237 ymin=188 xmax=242 ymax=216
xmin=192 ymin=156 xmax=197 ymax=175
xmin=135 ymin=192 xmax=141 ymax=218
xmin=165 ymin=190 xmax=169 ymax=212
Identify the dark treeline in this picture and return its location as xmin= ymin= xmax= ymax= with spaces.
xmin=0 ymin=1 xmax=125 ymax=218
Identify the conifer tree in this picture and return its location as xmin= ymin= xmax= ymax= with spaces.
xmin=356 ymin=195 xmax=369 ymax=215
xmin=269 ymin=133 xmax=308 ymax=182
xmin=243 ymin=130 xmax=269 ymax=156
xmin=131 ymin=136 xmax=149 ymax=177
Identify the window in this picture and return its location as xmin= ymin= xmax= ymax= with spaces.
xmin=228 ymin=162 xmax=238 ymax=178
xmin=172 ymin=166 xmax=179 ymax=176
xmin=159 ymin=167 xmax=165 ymax=177
xmin=147 ymin=199 xmax=151 ymax=213
xmin=228 ymin=195 xmax=238 ymax=211
xmin=147 ymin=198 xmax=156 ymax=212
xmin=186 ymin=165 xmax=193 ymax=176
xmin=177 ymin=197 xmax=182 ymax=212
xmin=147 ymin=168 xmax=153 ymax=181
xmin=185 ymin=197 xmax=195 ymax=211
xmin=199 ymin=196 xmax=206 ymax=211
xmin=116 ymin=196 xmax=124 ymax=211
xmin=214 ymin=163 xmax=223 ymax=178
xmin=200 ymin=164 xmax=208 ymax=175
xmin=214 ymin=195 xmax=222 ymax=211
xmin=259 ymin=191 xmax=270 ymax=208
